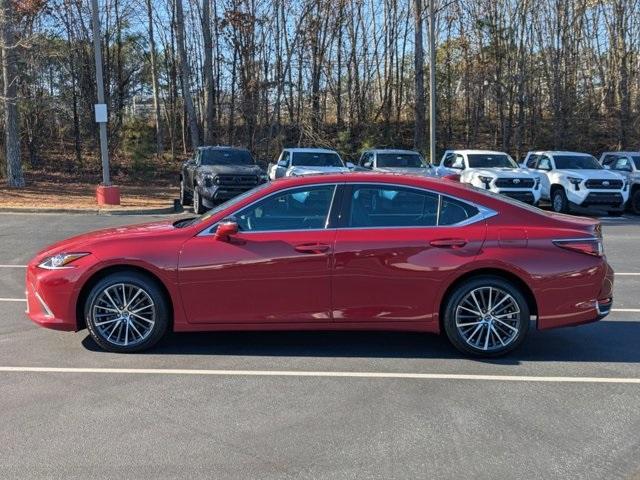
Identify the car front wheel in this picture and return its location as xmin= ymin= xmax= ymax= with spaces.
xmin=443 ymin=276 xmax=530 ymax=357
xmin=630 ymin=189 xmax=640 ymax=215
xmin=84 ymin=272 xmax=169 ymax=353
xmin=551 ymin=188 xmax=569 ymax=213
xmin=193 ymin=187 xmax=205 ymax=214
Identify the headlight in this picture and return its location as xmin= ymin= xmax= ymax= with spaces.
xmin=259 ymin=174 xmax=269 ymax=182
xmin=534 ymin=177 xmax=541 ymax=189
xmin=478 ymin=176 xmax=493 ymax=188
xmin=624 ymin=180 xmax=629 ymax=191
xmin=200 ymin=173 xmax=216 ymax=188
xmin=567 ymin=176 xmax=582 ymax=190
xmin=38 ymin=253 xmax=89 ymax=270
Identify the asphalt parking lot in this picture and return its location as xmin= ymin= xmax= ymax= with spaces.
xmin=1 ymin=212 xmax=639 ymax=479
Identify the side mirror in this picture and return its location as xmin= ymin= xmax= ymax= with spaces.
xmin=363 ymin=160 xmax=373 ymax=169
xmin=603 ymin=165 xmax=611 ymax=170
xmin=277 ymin=159 xmax=288 ymax=168
xmin=215 ymin=219 xmax=239 ymax=240
xmin=346 ymin=162 xmax=355 ymax=169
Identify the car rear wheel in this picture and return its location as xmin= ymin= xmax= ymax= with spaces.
xmin=443 ymin=276 xmax=530 ymax=357
xmin=84 ymin=272 xmax=169 ymax=353
xmin=193 ymin=187 xmax=205 ymax=214
xmin=551 ymin=188 xmax=569 ymax=213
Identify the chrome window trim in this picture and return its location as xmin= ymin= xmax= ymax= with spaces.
xmin=198 ymin=181 xmax=497 ymax=236
xmin=198 ymin=183 xmax=339 ymax=236
xmin=341 ymin=182 xmax=497 ymax=229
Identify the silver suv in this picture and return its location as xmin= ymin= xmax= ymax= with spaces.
xmin=600 ymin=151 xmax=640 ymax=214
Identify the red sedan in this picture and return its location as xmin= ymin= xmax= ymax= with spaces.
xmin=26 ymin=173 xmax=614 ymax=356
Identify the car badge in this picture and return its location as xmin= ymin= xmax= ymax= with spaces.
xmin=603 ymin=181 xmax=609 ymax=186
xmin=513 ymin=178 xmax=520 ymax=184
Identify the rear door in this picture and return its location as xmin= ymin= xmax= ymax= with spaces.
xmin=331 ymin=183 xmax=488 ymax=325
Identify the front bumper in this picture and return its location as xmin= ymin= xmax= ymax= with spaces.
xmin=492 ymin=188 xmax=541 ymax=205
xmin=566 ymin=188 xmax=628 ymax=208
xmin=25 ymin=263 xmax=81 ymax=331
xmin=200 ymin=179 xmax=267 ymax=205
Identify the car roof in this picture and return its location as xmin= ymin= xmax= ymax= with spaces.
xmin=445 ymin=149 xmax=510 ymax=155
xmin=527 ymin=150 xmax=592 ymax=156
xmin=198 ymin=145 xmax=250 ymax=152
xmin=366 ymin=149 xmax=422 ymax=155
xmin=284 ymin=148 xmax=339 ymax=154
xmin=601 ymin=151 xmax=640 ymax=155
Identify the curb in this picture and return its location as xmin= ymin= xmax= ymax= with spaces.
xmin=0 ymin=206 xmax=180 ymax=216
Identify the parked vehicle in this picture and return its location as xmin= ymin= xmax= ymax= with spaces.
xmin=599 ymin=151 xmax=640 ymax=214
xmin=357 ymin=149 xmax=434 ymax=176
xmin=268 ymin=148 xmax=351 ymax=180
xmin=523 ymin=151 xmax=628 ymax=215
xmin=180 ymin=146 xmax=268 ymax=214
xmin=435 ymin=149 xmax=541 ymax=205
xmin=27 ymin=173 xmax=613 ymax=357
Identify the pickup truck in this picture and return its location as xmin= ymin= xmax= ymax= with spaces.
xmin=357 ymin=149 xmax=435 ymax=176
xmin=435 ymin=149 xmax=541 ymax=205
xmin=180 ymin=146 xmax=268 ymax=214
xmin=599 ymin=151 xmax=640 ymax=214
xmin=268 ymin=148 xmax=351 ymax=180
xmin=523 ymin=150 xmax=628 ymax=215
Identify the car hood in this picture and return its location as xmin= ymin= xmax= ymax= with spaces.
xmin=288 ymin=166 xmax=350 ymax=175
xmin=376 ymin=167 xmax=434 ymax=176
xmin=197 ymin=165 xmax=263 ymax=175
xmin=469 ymin=167 xmax=538 ymax=178
xmin=33 ymin=220 xmax=178 ymax=262
xmin=557 ymin=169 xmax=624 ymax=180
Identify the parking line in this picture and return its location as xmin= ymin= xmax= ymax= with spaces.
xmin=0 ymin=265 xmax=27 ymax=268
xmin=0 ymin=298 xmax=26 ymax=302
xmin=0 ymin=366 xmax=639 ymax=384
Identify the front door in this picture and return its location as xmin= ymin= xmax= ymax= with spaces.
xmin=178 ymin=184 xmax=338 ymax=324
xmin=332 ymin=184 xmax=487 ymax=324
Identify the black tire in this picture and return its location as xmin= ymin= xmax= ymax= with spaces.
xmin=630 ymin=189 xmax=640 ymax=215
xmin=551 ymin=187 xmax=570 ymax=213
xmin=180 ymin=177 xmax=192 ymax=206
xmin=443 ymin=276 xmax=530 ymax=357
xmin=84 ymin=271 xmax=169 ymax=353
xmin=193 ymin=186 xmax=205 ymax=214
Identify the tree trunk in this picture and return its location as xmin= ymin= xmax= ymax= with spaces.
xmin=174 ymin=0 xmax=200 ymax=151
xmin=1 ymin=0 xmax=24 ymax=187
xmin=413 ymin=0 xmax=426 ymax=151
xmin=146 ymin=0 xmax=163 ymax=154
xmin=201 ymin=0 xmax=215 ymax=145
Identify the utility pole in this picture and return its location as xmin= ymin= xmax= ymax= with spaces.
xmin=91 ymin=0 xmax=110 ymax=186
xmin=428 ymin=0 xmax=436 ymax=166
xmin=91 ymin=0 xmax=119 ymax=204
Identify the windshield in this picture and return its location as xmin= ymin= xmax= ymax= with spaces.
xmin=201 ymin=149 xmax=255 ymax=166
xmin=187 ymin=182 xmax=271 ymax=226
xmin=377 ymin=153 xmax=426 ymax=168
xmin=554 ymin=155 xmax=602 ymax=170
xmin=292 ymin=152 xmax=344 ymax=167
xmin=467 ymin=154 xmax=517 ymax=169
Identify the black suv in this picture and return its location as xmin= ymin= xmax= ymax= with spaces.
xmin=180 ymin=146 xmax=268 ymax=213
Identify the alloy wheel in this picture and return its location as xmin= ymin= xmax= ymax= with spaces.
xmin=90 ymin=283 xmax=156 ymax=347
xmin=455 ymin=286 xmax=521 ymax=352
xmin=552 ymin=194 xmax=563 ymax=212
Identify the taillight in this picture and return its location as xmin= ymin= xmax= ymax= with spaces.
xmin=553 ymin=238 xmax=603 ymax=257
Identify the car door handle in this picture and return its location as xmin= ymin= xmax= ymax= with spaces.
xmin=294 ymin=243 xmax=330 ymax=254
xmin=429 ymin=238 xmax=467 ymax=248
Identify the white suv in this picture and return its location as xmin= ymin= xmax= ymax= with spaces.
xmin=268 ymin=148 xmax=351 ymax=180
xmin=357 ymin=149 xmax=435 ymax=176
xmin=523 ymin=151 xmax=628 ymax=214
xmin=599 ymin=151 xmax=640 ymax=214
xmin=436 ymin=149 xmax=541 ymax=205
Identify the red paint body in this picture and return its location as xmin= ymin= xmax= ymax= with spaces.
xmin=26 ymin=173 xmax=614 ymax=336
